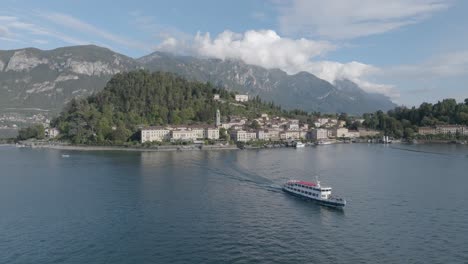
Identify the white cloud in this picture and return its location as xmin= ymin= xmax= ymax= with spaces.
xmin=158 ymin=29 xmax=335 ymax=72
xmin=277 ymin=0 xmax=450 ymax=39
xmin=156 ymin=29 xmax=398 ymax=98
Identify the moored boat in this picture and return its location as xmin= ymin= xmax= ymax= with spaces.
xmin=294 ymin=141 xmax=305 ymax=148
xmin=282 ymin=179 xmax=346 ymax=208
xmin=315 ymin=140 xmax=333 ymax=145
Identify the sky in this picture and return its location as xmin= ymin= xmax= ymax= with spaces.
xmin=1 ymin=0 xmax=467 ymax=106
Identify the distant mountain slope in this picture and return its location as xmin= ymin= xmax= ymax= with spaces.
xmin=0 ymin=45 xmax=137 ymax=112
xmin=138 ymin=51 xmax=396 ymax=114
xmin=0 ymin=45 xmax=396 ymax=114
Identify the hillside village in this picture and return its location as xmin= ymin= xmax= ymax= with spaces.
xmin=35 ymin=92 xmax=468 ymax=145
xmin=137 ymin=94 xmax=376 ymax=144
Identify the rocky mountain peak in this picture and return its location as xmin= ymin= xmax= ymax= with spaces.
xmin=0 ymin=45 xmax=395 ymax=115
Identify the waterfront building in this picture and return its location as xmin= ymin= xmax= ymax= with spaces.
xmin=309 ymin=128 xmax=328 ymax=140
xmin=256 ymin=130 xmax=266 ymax=140
xmin=279 ymin=131 xmax=302 ymax=140
xmin=190 ymin=126 xmax=205 ymax=139
xmin=172 ymin=129 xmax=197 ymax=141
xmin=436 ymin=125 xmax=464 ymax=135
xmin=205 ymin=128 xmax=220 ymax=140
xmin=141 ymin=126 xmax=220 ymax=143
xmin=45 ymin=128 xmax=60 ymax=138
xmin=418 ymin=125 xmax=468 ymax=136
xmin=332 ymin=127 xmax=349 ymax=138
xmin=235 ymin=94 xmax=249 ymax=102
xmin=348 ymin=130 xmax=360 ymax=138
xmin=418 ymin=127 xmax=437 ymax=135
xmin=141 ymin=127 xmax=171 ymax=143
xmin=230 ymin=130 xmax=257 ymax=142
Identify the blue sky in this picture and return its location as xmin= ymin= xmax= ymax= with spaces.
xmin=1 ymin=0 xmax=467 ymax=106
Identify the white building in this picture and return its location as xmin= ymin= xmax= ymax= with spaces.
xmin=437 ymin=125 xmax=465 ymax=135
xmin=235 ymin=94 xmax=249 ymax=102
xmin=205 ymin=128 xmax=220 ymax=140
xmin=348 ymin=130 xmax=360 ymax=138
xmin=280 ymin=131 xmax=303 ymax=140
xmin=172 ymin=129 xmax=197 ymax=141
xmin=309 ymin=129 xmax=328 ymax=140
xmin=213 ymin=94 xmax=220 ymax=100
xmin=141 ymin=127 xmax=171 ymax=143
xmin=317 ymin=118 xmax=329 ymax=126
xmin=287 ymin=120 xmax=300 ymax=131
xmin=231 ymin=130 xmax=257 ymax=142
xmin=141 ymin=126 xmax=219 ymax=143
xmin=332 ymin=127 xmax=349 ymax=138
xmin=45 ymin=127 xmax=60 ymax=138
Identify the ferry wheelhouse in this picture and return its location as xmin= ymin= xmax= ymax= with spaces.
xmin=282 ymin=180 xmax=346 ymax=208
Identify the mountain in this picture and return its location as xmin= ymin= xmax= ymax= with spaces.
xmin=0 ymin=45 xmax=396 ymax=115
xmin=138 ymin=52 xmax=396 ymax=114
xmin=0 ymin=45 xmax=137 ymax=112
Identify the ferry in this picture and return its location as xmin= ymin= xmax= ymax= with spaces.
xmin=282 ymin=179 xmax=346 ymax=208
xmin=294 ymin=141 xmax=305 ymax=148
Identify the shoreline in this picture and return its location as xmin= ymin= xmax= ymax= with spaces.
xmin=25 ymin=143 xmax=240 ymax=152
xmin=5 ymin=139 xmax=466 ymax=153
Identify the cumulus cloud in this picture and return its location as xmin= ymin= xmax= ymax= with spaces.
xmin=277 ymin=0 xmax=450 ymax=39
xmin=158 ymin=29 xmax=335 ymax=73
xmin=156 ymin=29 xmax=398 ymax=98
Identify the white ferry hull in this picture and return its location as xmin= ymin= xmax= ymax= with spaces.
xmin=282 ymin=180 xmax=346 ymax=208
xmin=282 ymin=188 xmax=345 ymax=208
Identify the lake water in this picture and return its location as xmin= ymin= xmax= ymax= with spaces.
xmin=1 ymin=144 xmax=468 ymax=263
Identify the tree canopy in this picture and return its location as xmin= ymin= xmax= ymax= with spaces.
xmin=361 ymin=98 xmax=468 ymax=139
xmin=52 ymin=71 xmax=311 ymax=144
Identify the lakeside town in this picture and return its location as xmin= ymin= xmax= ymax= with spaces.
xmin=7 ymin=93 xmax=468 ymax=148
xmin=74 ymin=94 xmax=468 ymax=146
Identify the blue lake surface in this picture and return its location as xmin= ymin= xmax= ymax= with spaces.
xmin=1 ymin=144 xmax=468 ymax=263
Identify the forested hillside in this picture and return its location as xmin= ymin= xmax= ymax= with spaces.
xmin=52 ymin=71 xmax=304 ymax=144
xmin=360 ymin=98 xmax=468 ymax=138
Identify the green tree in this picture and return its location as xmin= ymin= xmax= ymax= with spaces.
xmin=17 ymin=124 xmax=45 ymax=140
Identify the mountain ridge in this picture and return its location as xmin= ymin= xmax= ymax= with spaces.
xmin=0 ymin=45 xmax=396 ymax=114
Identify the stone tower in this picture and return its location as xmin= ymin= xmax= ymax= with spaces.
xmin=216 ymin=109 xmax=221 ymax=127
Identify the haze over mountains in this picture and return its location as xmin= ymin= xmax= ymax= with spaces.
xmin=0 ymin=45 xmax=396 ymax=115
